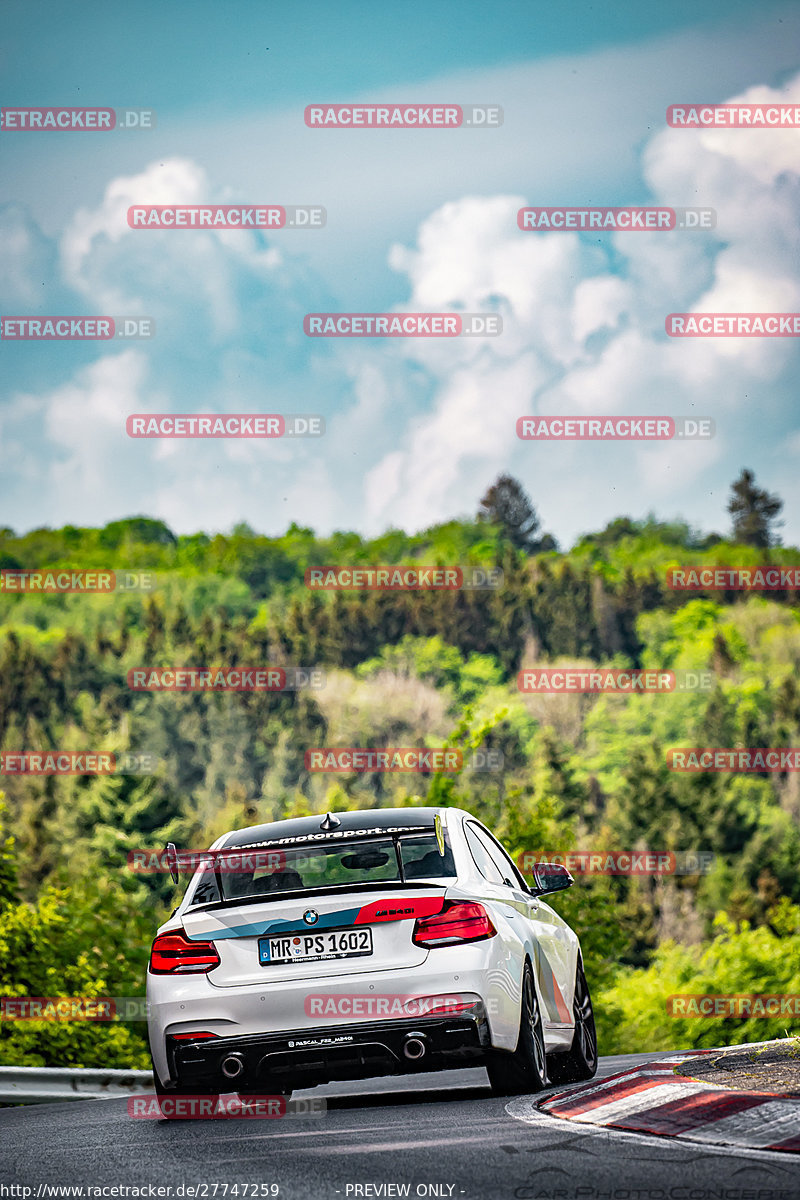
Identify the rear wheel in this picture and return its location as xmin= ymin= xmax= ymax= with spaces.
xmin=486 ymin=961 xmax=548 ymax=1096
xmin=546 ymin=959 xmax=597 ymax=1085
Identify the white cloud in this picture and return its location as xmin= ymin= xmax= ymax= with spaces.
xmin=1 ymin=351 xmax=160 ymax=518
xmin=3 ymin=47 xmax=800 ymax=544
xmin=60 ymin=157 xmax=282 ymax=330
xmin=61 ymin=158 xmax=206 ymax=289
xmin=361 ymin=71 xmax=800 ymax=540
xmin=365 ymin=352 xmax=546 ymax=530
xmin=572 ymin=276 xmax=631 ymax=343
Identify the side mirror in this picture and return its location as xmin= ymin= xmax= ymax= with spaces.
xmin=165 ymin=842 xmax=180 ymax=885
xmin=531 ymin=861 xmax=573 ymax=896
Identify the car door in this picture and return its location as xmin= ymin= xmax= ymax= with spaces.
xmin=468 ymin=824 xmax=577 ymax=1049
xmin=460 ymin=821 xmax=530 ymax=1039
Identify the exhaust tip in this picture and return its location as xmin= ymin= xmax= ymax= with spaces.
xmin=220 ymin=1053 xmax=245 ymax=1080
xmin=403 ymin=1035 xmax=428 ymax=1061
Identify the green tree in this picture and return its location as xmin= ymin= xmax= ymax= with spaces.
xmin=478 ymin=475 xmax=555 ymax=554
xmin=597 ymin=900 xmax=800 ymax=1053
xmin=0 ymin=796 xmax=19 ymax=908
xmin=728 ymin=469 xmax=783 ymax=548
xmin=0 ymin=800 xmax=154 ymax=1068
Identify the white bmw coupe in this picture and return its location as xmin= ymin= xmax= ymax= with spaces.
xmin=147 ymin=806 xmax=597 ymax=1109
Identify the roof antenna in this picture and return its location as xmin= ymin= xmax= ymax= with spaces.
xmin=320 ymin=812 xmax=341 ymax=831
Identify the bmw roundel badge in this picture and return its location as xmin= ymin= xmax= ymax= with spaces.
xmin=303 ymin=909 xmax=319 ymax=925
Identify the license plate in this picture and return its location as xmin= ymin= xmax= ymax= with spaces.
xmin=259 ymin=928 xmax=373 ymax=966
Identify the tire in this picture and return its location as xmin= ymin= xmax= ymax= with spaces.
xmin=546 ymin=958 xmax=598 ymax=1085
xmin=486 ymin=961 xmax=549 ymax=1096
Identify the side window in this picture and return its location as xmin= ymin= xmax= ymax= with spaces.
xmin=188 ymin=869 xmax=221 ymax=906
xmin=470 ymin=824 xmax=526 ymax=890
xmin=464 ymin=823 xmax=505 ymax=885
xmin=400 ymin=834 xmax=457 ymax=879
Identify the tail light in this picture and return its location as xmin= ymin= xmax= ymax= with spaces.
xmin=170 ymin=1032 xmax=219 ymax=1041
xmin=149 ymin=931 xmax=220 ymax=974
xmin=412 ymin=901 xmax=496 ymax=948
xmin=417 ymin=998 xmax=481 ymax=1016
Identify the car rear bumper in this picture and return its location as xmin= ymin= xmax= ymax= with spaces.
xmin=147 ymin=946 xmax=523 ymax=1084
xmin=168 ymin=1014 xmax=491 ymax=1091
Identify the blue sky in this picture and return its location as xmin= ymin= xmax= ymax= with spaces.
xmin=2 ymin=0 xmax=799 ymax=544
xmin=1 ymin=0 xmax=782 ymax=108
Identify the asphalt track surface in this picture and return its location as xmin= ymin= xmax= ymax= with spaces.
xmin=1 ymin=1053 xmax=799 ymax=1199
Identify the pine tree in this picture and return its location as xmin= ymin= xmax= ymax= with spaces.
xmin=478 ymin=475 xmax=555 ymax=554
xmin=728 ymin=469 xmax=783 ymax=548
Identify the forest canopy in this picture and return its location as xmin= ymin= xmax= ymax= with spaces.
xmin=2 ymin=477 xmax=798 ymax=1065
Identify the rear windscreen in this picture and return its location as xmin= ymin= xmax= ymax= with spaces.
xmin=187 ymin=831 xmax=456 ymax=907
